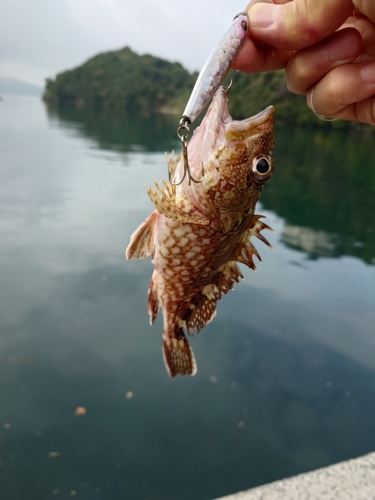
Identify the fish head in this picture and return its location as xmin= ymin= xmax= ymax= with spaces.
xmin=179 ymin=86 xmax=274 ymax=232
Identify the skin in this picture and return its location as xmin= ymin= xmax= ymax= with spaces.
xmin=233 ymin=0 xmax=375 ymax=125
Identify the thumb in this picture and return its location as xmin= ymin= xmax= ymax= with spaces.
xmin=248 ymin=0 xmax=354 ymax=50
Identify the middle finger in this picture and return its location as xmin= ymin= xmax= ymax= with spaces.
xmin=285 ymin=27 xmax=362 ymax=95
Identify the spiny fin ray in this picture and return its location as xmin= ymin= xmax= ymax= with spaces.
xmin=184 ymin=215 xmax=273 ymax=334
xmin=165 ymin=151 xmax=180 ymax=181
xmin=250 ymin=215 xmax=274 ymax=250
xmin=232 ymin=214 xmax=273 ymax=269
xmin=146 ymin=178 xmax=209 ymax=225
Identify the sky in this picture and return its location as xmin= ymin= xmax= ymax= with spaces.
xmin=1 ymin=0 xmax=246 ymax=87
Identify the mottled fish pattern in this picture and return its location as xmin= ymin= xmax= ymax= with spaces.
xmin=126 ymin=87 xmax=275 ymax=377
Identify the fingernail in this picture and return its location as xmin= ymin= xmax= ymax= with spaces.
xmin=361 ymin=62 xmax=375 ymax=84
xmin=249 ymin=4 xmax=276 ymax=29
xmin=326 ymin=31 xmax=359 ymax=62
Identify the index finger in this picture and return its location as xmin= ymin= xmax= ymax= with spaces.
xmin=232 ymin=35 xmax=293 ymax=73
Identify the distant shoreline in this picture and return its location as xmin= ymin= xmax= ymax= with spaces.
xmin=43 ymin=46 xmax=373 ymax=133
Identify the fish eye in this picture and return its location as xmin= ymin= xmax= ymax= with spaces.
xmin=257 ymin=159 xmax=269 ymax=173
xmin=252 ymin=154 xmax=273 ymax=181
xmin=241 ymin=20 xmax=248 ymax=32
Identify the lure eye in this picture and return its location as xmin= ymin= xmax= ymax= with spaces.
xmin=252 ymin=154 xmax=273 ymax=181
xmin=241 ymin=20 xmax=248 ymax=32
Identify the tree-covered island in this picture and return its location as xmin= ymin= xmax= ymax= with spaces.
xmin=44 ymin=46 xmax=372 ymax=132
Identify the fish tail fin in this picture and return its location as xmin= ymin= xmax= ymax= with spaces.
xmin=162 ymin=329 xmax=197 ymax=377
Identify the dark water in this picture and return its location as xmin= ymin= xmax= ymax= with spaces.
xmin=1 ymin=95 xmax=375 ymax=500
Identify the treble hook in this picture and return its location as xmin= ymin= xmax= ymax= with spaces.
xmin=226 ymin=78 xmax=233 ymax=94
xmin=169 ymin=118 xmax=205 ymax=186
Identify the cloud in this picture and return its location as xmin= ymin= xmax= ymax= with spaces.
xmin=0 ymin=0 xmax=245 ymax=85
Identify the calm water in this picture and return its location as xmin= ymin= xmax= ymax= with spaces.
xmin=1 ymin=95 xmax=375 ymax=500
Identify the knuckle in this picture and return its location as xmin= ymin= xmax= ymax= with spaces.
xmin=285 ymin=56 xmax=313 ymax=96
xmin=354 ymin=0 xmax=375 ymax=24
xmin=293 ymin=0 xmax=326 ymax=44
xmin=358 ymin=97 xmax=375 ymax=126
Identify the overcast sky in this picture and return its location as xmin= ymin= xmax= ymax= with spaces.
xmin=1 ymin=0 xmax=246 ymax=87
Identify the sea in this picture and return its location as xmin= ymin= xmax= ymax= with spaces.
xmin=1 ymin=94 xmax=375 ymax=500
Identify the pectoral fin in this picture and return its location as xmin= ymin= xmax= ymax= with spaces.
xmin=126 ymin=211 xmax=157 ymax=260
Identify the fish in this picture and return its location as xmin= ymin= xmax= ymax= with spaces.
xmin=126 ymin=86 xmax=274 ymax=377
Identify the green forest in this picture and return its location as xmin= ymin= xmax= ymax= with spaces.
xmin=44 ymin=46 xmax=371 ymax=132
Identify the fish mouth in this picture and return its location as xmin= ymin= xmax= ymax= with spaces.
xmin=195 ymin=86 xmax=232 ymax=142
xmin=185 ymin=87 xmax=274 ymax=181
xmin=213 ymin=86 xmax=232 ymax=126
xmin=225 ymin=105 xmax=274 ymax=141
xmin=209 ymin=86 xmax=274 ymax=141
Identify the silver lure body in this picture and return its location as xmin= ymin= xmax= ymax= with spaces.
xmin=182 ymin=12 xmax=249 ymax=124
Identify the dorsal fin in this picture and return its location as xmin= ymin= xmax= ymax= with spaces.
xmin=126 ymin=211 xmax=157 ymax=260
xmin=232 ymin=215 xmax=273 ymax=270
xmin=183 ymin=216 xmax=273 ymax=334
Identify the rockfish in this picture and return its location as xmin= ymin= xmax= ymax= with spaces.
xmin=126 ymin=86 xmax=274 ymax=377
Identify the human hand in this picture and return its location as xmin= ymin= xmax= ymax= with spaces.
xmin=233 ymin=0 xmax=375 ymax=125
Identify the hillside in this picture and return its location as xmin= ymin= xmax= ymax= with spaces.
xmin=44 ymin=46 xmax=196 ymax=114
xmin=44 ymin=46 xmax=372 ymax=132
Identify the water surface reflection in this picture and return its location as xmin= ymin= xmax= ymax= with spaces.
xmin=268 ymin=127 xmax=375 ymax=263
xmin=0 ymin=96 xmax=374 ymax=500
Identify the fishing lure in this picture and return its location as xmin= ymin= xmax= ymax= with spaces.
xmin=171 ymin=12 xmax=249 ymax=186
xmin=182 ymin=11 xmax=249 ymax=125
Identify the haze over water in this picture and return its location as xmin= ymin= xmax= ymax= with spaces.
xmin=1 ymin=95 xmax=375 ymax=500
